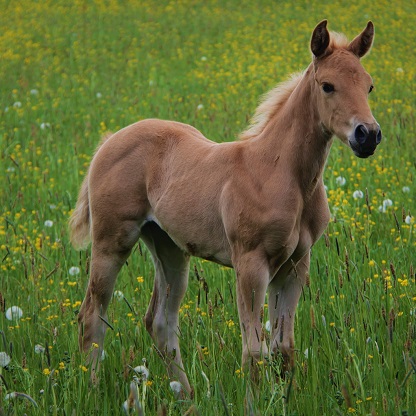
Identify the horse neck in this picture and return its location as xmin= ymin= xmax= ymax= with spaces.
xmin=249 ymin=65 xmax=332 ymax=198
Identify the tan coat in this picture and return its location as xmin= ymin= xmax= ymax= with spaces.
xmin=70 ymin=20 xmax=381 ymax=393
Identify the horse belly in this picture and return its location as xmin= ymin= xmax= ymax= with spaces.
xmin=148 ymin=209 xmax=232 ymax=268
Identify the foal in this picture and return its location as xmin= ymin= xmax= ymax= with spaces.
xmin=70 ymin=20 xmax=381 ymax=393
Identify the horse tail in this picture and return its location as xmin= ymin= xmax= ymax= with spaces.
xmin=69 ymin=132 xmax=113 ymax=250
xmin=69 ymin=173 xmax=91 ymax=250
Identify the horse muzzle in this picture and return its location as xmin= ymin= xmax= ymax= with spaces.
xmin=348 ymin=122 xmax=382 ymax=158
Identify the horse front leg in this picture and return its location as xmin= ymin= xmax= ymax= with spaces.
xmin=234 ymin=250 xmax=270 ymax=380
xmin=268 ymin=251 xmax=310 ymax=375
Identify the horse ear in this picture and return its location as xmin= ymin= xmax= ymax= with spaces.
xmin=348 ymin=21 xmax=374 ymax=58
xmin=311 ymin=20 xmax=330 ymax=58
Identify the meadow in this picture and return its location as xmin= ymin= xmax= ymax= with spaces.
xmin=0 ymin=0 xmax=415 ymax=414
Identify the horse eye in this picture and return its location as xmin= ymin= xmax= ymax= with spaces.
xmin=369 ymin=85 xmax=374 ymax=93
xmin=322 ymin=83 xmax=335 ymax=93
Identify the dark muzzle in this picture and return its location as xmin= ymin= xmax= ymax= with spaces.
xmin=350 ymin=123 xmax=382 ymax=158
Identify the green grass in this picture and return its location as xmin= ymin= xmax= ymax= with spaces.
xmin=1 ymin=0 xmax=415 ymax=414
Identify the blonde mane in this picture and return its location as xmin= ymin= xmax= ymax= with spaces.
xmin=240 ymin=73 xmax=303 ymax=140
xmin=240 ymin=31 xmax=349 ymax=141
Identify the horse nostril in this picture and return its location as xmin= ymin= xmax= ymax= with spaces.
xmin=376 ymin=129 xmax=382 ymax=144
xmin=354 ymin=124 xmax=368 ymax=144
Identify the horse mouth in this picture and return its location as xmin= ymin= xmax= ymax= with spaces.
xmin=348 ymin=140 xmax=376 ymax=158
xmin=354 ymin=150 xmax=374 ymax=159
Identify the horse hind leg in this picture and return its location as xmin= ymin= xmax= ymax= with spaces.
xmin=78 ymin=218 xmax=141 ymax=373
xmin=140 ymin=221 xmax=192 ymax=395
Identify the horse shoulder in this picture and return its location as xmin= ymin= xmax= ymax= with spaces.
xmin=300 ymin=182 xmax=330 ymax=246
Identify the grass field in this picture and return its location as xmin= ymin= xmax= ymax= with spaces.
xmin=1 ymin=0 xmax=415 ymax=414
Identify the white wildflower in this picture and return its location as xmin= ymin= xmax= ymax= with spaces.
xmin=40 ymin=122 xmax=50 ymax=129
xmin=405 ymin=215 xmax=413 ymax=225
xmin=5 ymin=306 xmax=23 ymax=321
xmin=201 ymin=56 xmax=207 ymax=61
xmin=30 ymin=89 xmax=39 ymax=95
xmin=6 ymin=167 xmax=15 ymax=173
xmin=44 ymin=220 xmax=53 ymax=227
xmin=197 ymin=104 xmax=204 ymax=111
xmin=96 ymin=92 xmax=102 ymax=99
xmin=402 ymin=186 xmax=410 ymax=193
xmin=13 ymin=101 xmax=22 ymax=108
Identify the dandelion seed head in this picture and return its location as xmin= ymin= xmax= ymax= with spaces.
xmin=34 ymin=344 xmax=45 ymax=354
xmin=113 ymin=290 xmax=124 ymax=300
xmin=405 ymin=215 xmax=413 ymax=225
xmin=352 ymin=190 xmax=363 ymax=199
xmin=69 ymin=266 xmax=80 ymax=276
xmin=5 ymin=306 xmax=23 ymax=321
xmin=0 ymin=352 xmax=11 ymax=367
xmin=169 ymin=380 xmax=182 ymax=397
xmin=402 ymin=186 xmax=410 ymax=193
xmin=336 ymin=176 xmax=346 ymax=186
xmin=44 ymin=220 xmax=53 ymax=227
xmin=133 ymin=365 xmax=149 ymax=381
xmin=383 ymin=199 xmax=393 ymax=208
xmin=264 ymin=320 xmax=271 ymax=332
xmin=197 ymin=104 xmax=204 ymax=111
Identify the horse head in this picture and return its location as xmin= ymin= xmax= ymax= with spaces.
xmin=311 ymin=20 xmax=382 ymax=158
